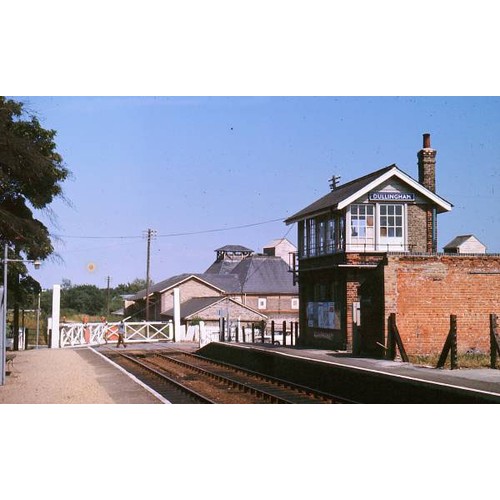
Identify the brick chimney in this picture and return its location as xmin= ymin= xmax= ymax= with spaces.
xmin=417 ymin=132 xmax=436 ymax=192
xmin=417 ymin=133 xmax=437 ymax=253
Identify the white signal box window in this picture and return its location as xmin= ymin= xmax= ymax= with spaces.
xmin=291 ymin=298 xmax=299 ymax=309
xmin=258 ymin=298 xmax=267 ymax=310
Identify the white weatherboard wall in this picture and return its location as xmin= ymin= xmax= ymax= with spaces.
xmin=50 ymin=284 xmax=61 ymax=348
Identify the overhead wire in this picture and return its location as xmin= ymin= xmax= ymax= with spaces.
xmin=50 ymin=216 xmax=288 ymax=240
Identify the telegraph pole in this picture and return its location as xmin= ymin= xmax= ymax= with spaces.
xmin=144 ymin=229 xmax=157 ymax=321
xmin=106 ymin=276 xmax=111 ymax=317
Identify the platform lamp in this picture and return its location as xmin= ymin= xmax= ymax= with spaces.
xmin=1 ymin=243 xmax=41 ymax=386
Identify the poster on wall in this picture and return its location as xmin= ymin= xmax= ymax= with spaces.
xmin=318 ymin=302 xmax=335 ymax=329
xmin=307 ymin=302 xmax=316 ymax=327
xmin=307 ymin=302 xmax=338 ymax=329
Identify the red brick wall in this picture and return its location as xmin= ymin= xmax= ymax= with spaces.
xmin=384 ymin=255 xmax=500 ymax=355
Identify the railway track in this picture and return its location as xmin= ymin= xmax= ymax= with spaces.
xmin=100 ymin=346 xmax=354 ymax=404
xmin=102 ymin=348 xmax=216 ymax=403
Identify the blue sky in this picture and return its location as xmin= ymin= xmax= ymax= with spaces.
xmin=13 ymin=96 xmax=500 ymax=289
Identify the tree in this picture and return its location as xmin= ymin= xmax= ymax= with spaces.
xmin=0 ymin=97 xmax=69 ymax=348
xmin=61 ymin=284 xmax=105 ymax=316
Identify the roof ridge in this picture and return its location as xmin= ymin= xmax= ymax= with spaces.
xmin=333 ymin=164 xmax=396 ymax=191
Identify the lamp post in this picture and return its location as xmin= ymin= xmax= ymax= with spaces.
xmin=1 ymin=243 xmax=41 ymax=386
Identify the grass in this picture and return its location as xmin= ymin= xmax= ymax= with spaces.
xmin=408 ymin=352 xmax=495 ymax=369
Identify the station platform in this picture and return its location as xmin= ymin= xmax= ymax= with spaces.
xmin=198 ymin=342 xmax=500 ymax=403
xmin=0 ymin=343 xmax=185 ymax=404
xmin=245 ymin=343 xmax=500 ymax=396
xmin=1 ymin=341 xmax=500 ymax=403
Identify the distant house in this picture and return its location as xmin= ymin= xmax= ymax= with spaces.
xmin=262 ymin=238 xmax=297 ymax=265
xmin=126 ymin=241 xmax=299 ymax=331
xmin=443 ymin=235 xmax=486 ymax=254
xmin=127 ymin=273 xmax=260 ymax=326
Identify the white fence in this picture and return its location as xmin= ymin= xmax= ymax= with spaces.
xmin=59 ymin=321 xmax=172 ymax=348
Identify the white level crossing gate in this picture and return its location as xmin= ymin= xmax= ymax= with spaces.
xmin=59 ymin=321 xmax=173 ymax=348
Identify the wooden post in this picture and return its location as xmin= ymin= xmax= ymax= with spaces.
xmin=436 ymin=315 xmax=458 ymax=369
xmin=490 ymin=314 xmax=500 ymax=369
xmin=282 ymin=321 xmax=287 ymax=346
xmin=388 ymin=313 xmax=409 ymax=362
xmin=261 ymin=321 xmax=265 ymax=343
xmin=271 ymin=320 xmax=275 ymax=344
xmin=251 ymin=323 xmax=255 ymax=343
xmin=450 ymin=315 xmax=458 ymax=370
xmin=221 ymin=317 xmax=225 ymax=343
xmin=235 ymin=324 xmax=239 ymax=343
xmin=387 ymin=314 xmax=396 ymax=360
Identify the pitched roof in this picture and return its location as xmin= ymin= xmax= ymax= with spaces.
xmin=231 ymin=255 xmax=297 ymax=294
xmin=215 ymin=245 xmax=254 ymax=253
xmin=443 ymin=235 xmax=485 ymax=249
xmin=285 ymin=166 xmax=394 ymax=223
xmin=162 ymin=296 xmax=223 ymax=318
xmin=130 ymin=273 xmax=240 ymax=300
xmin=263 ymin=238 xmax=295 ymax=249
xmin=161 ymin=296 xmax=266 ymax=320
xmin=204 ymin=258 xmax=242 ymax=275
xmin=132 ymin=252 xmax=297 ymax=303
xmin=285 ymin=164 xmax=453 ymax=223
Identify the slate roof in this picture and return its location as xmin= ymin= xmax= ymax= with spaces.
xmin=161 ymin=296 xmax=266 ymax=320
xmin=162 ymin=296 xmax=223 ymax=318
xmin=285 ymin=164 xmax=453 ymax=223
xmin=215 ymin=245 xmax=254 ymax=253
xmin=131 ymin=250 xmax=297 ymax=303
xmin=285 ymin=166 xmax=394 ymax=223
xmin=130 ymin=273 xmax=240 ymax=300
xmin=204 ymin=258 xmax=242 ymax=275
xmin=230 ymin=255 xmax=297 ymax=294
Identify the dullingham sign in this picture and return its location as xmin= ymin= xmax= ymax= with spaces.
xmin=368 ymin=192 xmax=415 ymax=202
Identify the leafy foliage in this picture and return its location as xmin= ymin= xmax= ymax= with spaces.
xmin=0 ymin=97 xmax=69 ymax=314
xmin=39 ymin=278 xmax=152 ymax=319
xmin=0 ymin=97 xmax=69 ymax=261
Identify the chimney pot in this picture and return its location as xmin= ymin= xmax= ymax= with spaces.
xmin=423 ymin=133 xmax=431 ymax=149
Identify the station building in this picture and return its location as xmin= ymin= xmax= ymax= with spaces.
xmin=286 ymin=134 xmax=500 ymax=357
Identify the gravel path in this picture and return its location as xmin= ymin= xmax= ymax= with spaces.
xmin=0 ymin=347 xmax=162 ymax=404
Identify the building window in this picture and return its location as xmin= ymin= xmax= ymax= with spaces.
xmin=258 ymin=298 xmax=267 ymax=310
xmin=308 ymin=218 xmax=316 ymax=256
xmin=301 ymin=215 xmax=344 ymax=258
xmin=291 ymin=298 xmax=299 ymax=310
xmin=350 ymin=204 xmax=375 ymax=245
xmin=379 ymin=204 xmax=403 ymax=237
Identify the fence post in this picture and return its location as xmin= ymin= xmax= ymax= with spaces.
xmin=282 ymin=321 xmax=287 ymax=346
xmin=261 ymin=321 xmax=265 ymax=343
xmin=490 ymin=314 xmax=500 ymax=369
xmin=271 ymin=321 xmax=275 ymax=345
xmin=221 ymin=317 xmax=225 ymax=343
xmin=387 ymin=313 xmax=409 ymax=362
xmin=387 ymin=315 xmax=396 ymax=360
xmin=235 ymin=324 xmax=239 ymax=343
xmin=251 ymin=323 xmax=255 ymax=343
xmin=294 ymin=322 xmax=299 ymax=345
xmin=436 ymin=314 xmax=458 ymax=369
xmin=450 ymin=315 xmax=458 ymax=370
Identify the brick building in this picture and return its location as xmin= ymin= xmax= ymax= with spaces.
xmin=127 ymin=241 xmax=298 ymax=330
xmin=286 ymin=133 xmax=500 ymax=357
